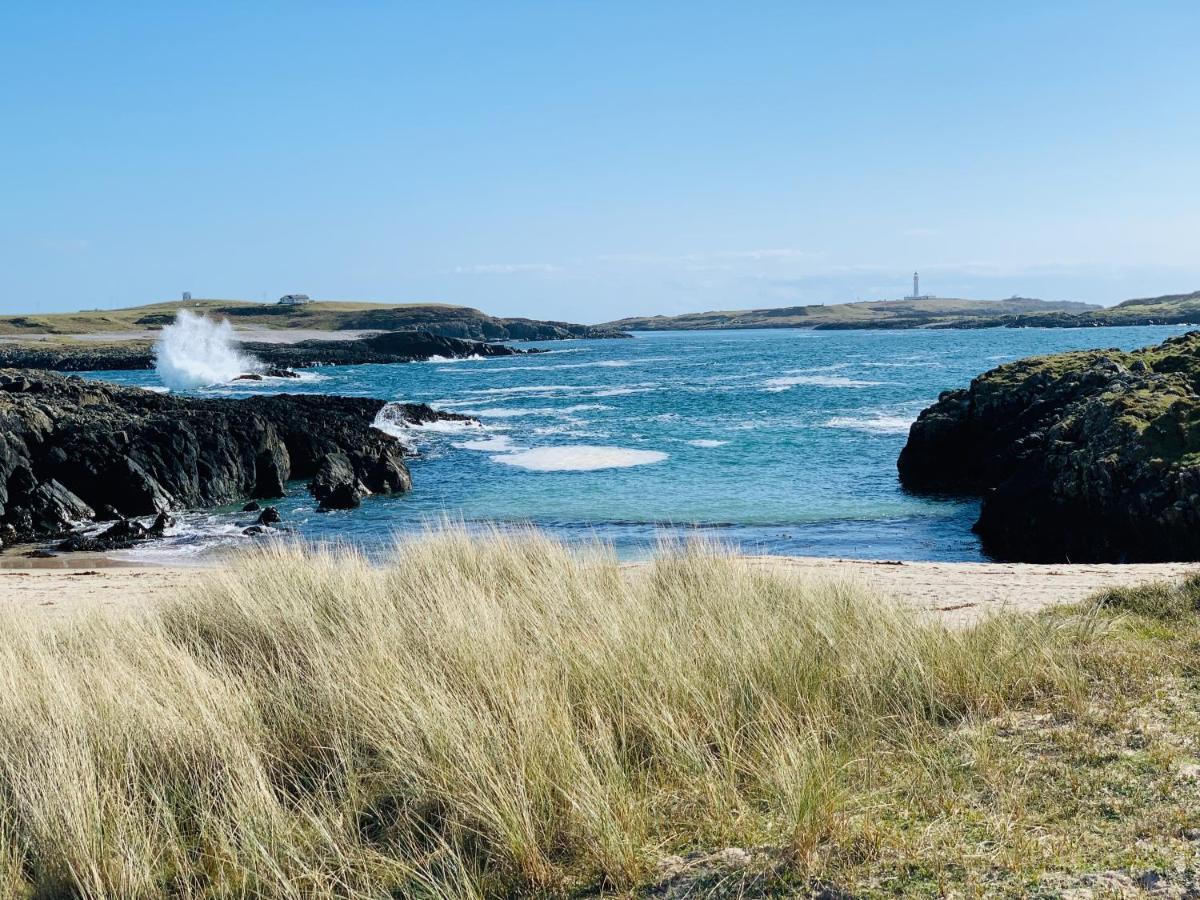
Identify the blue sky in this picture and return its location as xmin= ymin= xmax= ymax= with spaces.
xmin=3 ymin=2 xmax=1199 ymax=321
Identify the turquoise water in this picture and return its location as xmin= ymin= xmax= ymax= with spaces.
xmin=89 ymin=325 xmax=1188 ymax=562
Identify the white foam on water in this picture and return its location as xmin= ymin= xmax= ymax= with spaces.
xmin=491 ymin=445 xmax=668 ymax=472
xmin=458 ymin=407 xmax=540 ymax=418
xmin=762 ymin=374 xmax=882 ymax=392
xmin=822 ymin=415 xmax=913 ymax=434
xmin=453 ymin=435 xmax=518 ymax=452
xmin=414 ymin=419 xmax=488 ymax=433
xmin=481 ymin=356 xmax=675 ymax=372
xmin=423 ymin=354 xmax=490 ymax=363
xmin=589 ymin=387 xmax=646 ymax=397
xmin=371 ymin=403 xmax=484 ymax=442
xmin=687 ymin=439 xmax=729 ymax=448
xmin=461 ymin=384 xmax=585 ymax=397
xmin=460 ymin=403 xmax=611 ymax=418
xmin=154 ymin=310 xmax=260 ymax=390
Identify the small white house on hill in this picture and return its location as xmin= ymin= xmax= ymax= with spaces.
xmin=277 ymin=294 xmax=311 ymax=305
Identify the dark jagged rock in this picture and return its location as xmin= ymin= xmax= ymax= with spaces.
xmin=235 ymin=368 xmax=301 ymax=381
xmin=242 ymin=500 xmax=261 ymax=512
xmin=311 ymin=453 xmax=368 ymax=510
xmin=256 ymin=506 xmax=281 ymax=526
xmin=0 ymin=370 xmax=470 ymax=549
xmin=898 ymin=332 xmax=1200 ymax=562
xmin=56 ymin=514 xmax=169 ymax=553
xmin=242 ymin=331 xmax=525 ymax=369
xmin=0 ymin=331 xmax=528 ymax=373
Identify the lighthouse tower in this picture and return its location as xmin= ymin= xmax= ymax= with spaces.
xmin=912 ymin=272 xmax=920 ymax=299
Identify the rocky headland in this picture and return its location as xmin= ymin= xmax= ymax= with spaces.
xmin=0 ymin=330 xmax=526 ymax=373
xmin=0 ymin=300 xmax=631 ymax=342
xmin=0 ymin=370 xmax=470 ymax=551
xmin=898 ymin=332 xmax=1200 ymax=562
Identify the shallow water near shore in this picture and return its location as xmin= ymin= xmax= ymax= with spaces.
xmin=85 ymin=325 xmax=1189 ymax=563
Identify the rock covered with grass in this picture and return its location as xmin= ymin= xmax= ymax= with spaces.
xmin=898 ymin=331 xmax=1200 ymax=562
xmin=0 ymin=370 xmax=468 ymax=547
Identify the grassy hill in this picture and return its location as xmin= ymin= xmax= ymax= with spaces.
xmin=602 ymin=296 xmax=1101 ymax=331
xmin=1009 ymin=289 xmax=1200 ymax=327
xmin=0 ymin=299 xmax=626 ymax=341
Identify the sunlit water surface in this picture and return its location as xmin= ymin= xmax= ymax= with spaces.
xmin=86 ymin=325 xmax=1188 ymax=562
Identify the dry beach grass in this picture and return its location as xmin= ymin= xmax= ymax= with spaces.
xmin=0 ymin=530 xmax=1199 ymax=897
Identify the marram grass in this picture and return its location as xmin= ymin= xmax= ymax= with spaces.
xmin=0 ymin=529 xmax=1122 ymax=898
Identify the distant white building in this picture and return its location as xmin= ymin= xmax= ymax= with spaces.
xmin=277 ymin=294 xmax=311 ymax=305
xmin=181 ymin=291 xmax=191 ymax=301
xmin=906 ymin=272 xmax=932 ymax=300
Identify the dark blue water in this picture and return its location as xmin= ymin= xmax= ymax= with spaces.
xmin=88 ymin=325 xmax=1187 ymax=562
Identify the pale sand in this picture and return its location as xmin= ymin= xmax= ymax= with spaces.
xmin=2 ymin=555 xmax=1196 ymax=622
xmin=0 ymin=567 xmax=194 ymax=615
xmin=739 ymin=557 xmax=1200 ymax=625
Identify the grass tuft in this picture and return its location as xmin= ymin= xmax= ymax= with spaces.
xmin=0 ymin=529 xmax=1196 ymax=897
xmin=1090 ymin=572 xmax=1200 ymax=619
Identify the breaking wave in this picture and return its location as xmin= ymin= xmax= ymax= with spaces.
xmin=154 ymin=309 xmax=258 ymax=390
xmin=822 ymin=415 xmax=913 ymax=434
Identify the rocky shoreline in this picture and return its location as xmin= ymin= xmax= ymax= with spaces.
xmin=0 ymin=370 xmax=471 ymax=553
xmin=0 ymin=330 xmax=527 ymax=373
xmin=898 ymin=331 xmax=1200 ymax=562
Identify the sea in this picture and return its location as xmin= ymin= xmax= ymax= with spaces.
xmin=86 ymin=324 xmax=1188 ymax=564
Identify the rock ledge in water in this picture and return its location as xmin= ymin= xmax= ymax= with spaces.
xmin=898 ymin=331 xmax=1200 ymax=562
xmin=0 ymin=370 xmax=468 ymax=549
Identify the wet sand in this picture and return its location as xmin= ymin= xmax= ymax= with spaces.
xmin=2 ymin=554 xmax=1195 ymax=622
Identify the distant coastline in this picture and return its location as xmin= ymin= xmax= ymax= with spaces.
xmin=600 ymin=288 xmax=1200 ymax=332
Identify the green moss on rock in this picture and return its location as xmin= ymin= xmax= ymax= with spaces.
xmin=898 ymin=331 xmax=1200 ymax=562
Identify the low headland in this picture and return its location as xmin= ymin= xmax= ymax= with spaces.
xmin=0 ymin=298 xmax=631 ymax=341
xmin=0 ymin=329 xmax=527 ymax=372
xmin=602 ymin=288 xmax=1200 ymax=331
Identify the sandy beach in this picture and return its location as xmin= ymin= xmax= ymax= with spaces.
xmin=4 ymin=554 xmax=1196 ymax=622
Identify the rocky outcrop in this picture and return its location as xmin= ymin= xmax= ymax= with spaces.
xmin=58 ymin=512 xmax=175 ymax=552
xmin=240 ymin=331 xmax=524 ymax=369
xmin=311 ymin=453 xmax=370 ymax=510
xmin=897 ymin=332 xmax=1200 ymax=562
xmin=0 ymin=331 xmax=526 ymax=373
xmin=0 ymin=370 xmax=468 ymax=549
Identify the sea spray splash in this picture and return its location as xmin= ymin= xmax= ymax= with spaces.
xmin=154 ymin=309 xmax=259 ymax=390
